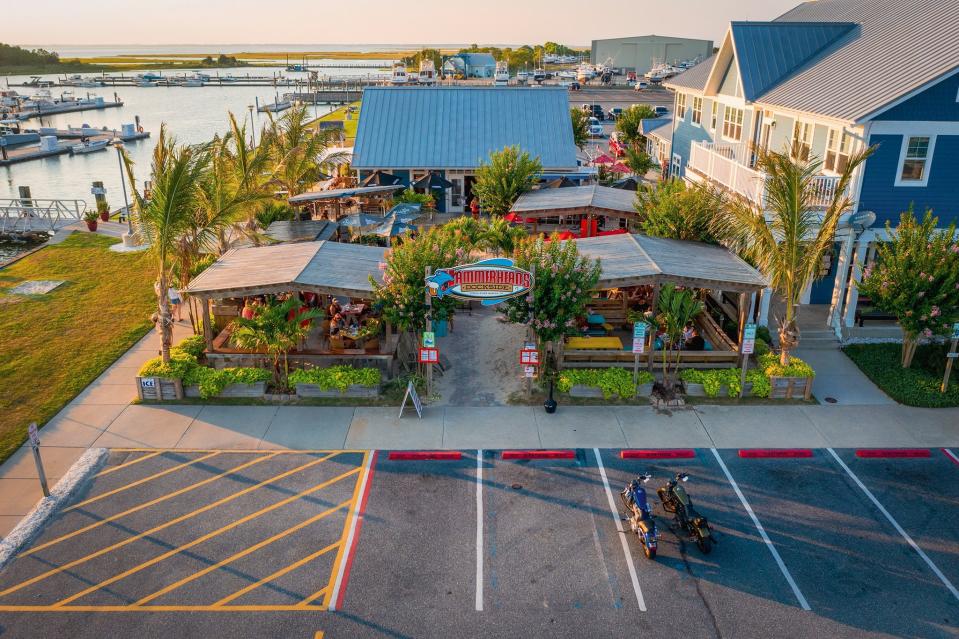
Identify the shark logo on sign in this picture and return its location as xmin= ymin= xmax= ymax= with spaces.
xmin=426 ymin=258 xmax=533 ymax=306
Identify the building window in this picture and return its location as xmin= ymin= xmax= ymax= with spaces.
xmin=824 ymin=129 xmax=852 ymax=174
xmin=677 ymin=93 xmax=687 ymax=119
xmin=691 ymin=96 xmax=703 ymax=125
xmin=791 ymin=120 xmax=813 ymax=161
xmin=722 ymin=107 xmax=743 ymax=141
xmin=897 ymin=135 xmax=935 ymax=186
xmin=670 ymin=153 xmax=682 ymax=179
xmin=710 ymin=102 xmax=719 ymax=131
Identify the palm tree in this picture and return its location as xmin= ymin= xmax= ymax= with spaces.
xmin=481 ymin=216 xmax=527 ymax=256
xmin=265 ymin=105 xmax=344 ymax=197
xmin=230 ymin=297 xmax=323 ymax=388
xmin=719 ymin=147 xmax=873 ymax=365
xmin=218 ymin=112 xmax=276 ymax=241
xmin=121 ymin=125 xmax=211 ymax=363
xmin=655 ymin=284 xmax=704 ymax=390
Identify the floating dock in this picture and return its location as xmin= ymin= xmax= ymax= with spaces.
xmin=12 ymin=100 xmax=123 ymax=121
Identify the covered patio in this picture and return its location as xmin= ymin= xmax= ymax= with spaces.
xmin=561 ymin=233 xmax=768 ymax=370
xmin=288 ymin=184 xmax=404 ymax=221
xmin=185 ymin=240 xmax=399 ymax=375
xmin=510 ymin=184 xmax=639 ymax=236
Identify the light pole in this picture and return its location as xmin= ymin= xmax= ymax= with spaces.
xmin=113 ymin=137 xmax=135 ymax=248
xmin=248 ymin=104 xmax=256 ymax=147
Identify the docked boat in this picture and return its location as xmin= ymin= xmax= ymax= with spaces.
xmin=558 ymin=70 xmax=577 ymax=80
xmin=532 ymin=68 xmax=546 ymax=83
xmin=71 ymin=139 xmax=109 ymax=154
xmin=493 ymin=61 xmax=509 ymax=86
xmin=136 ymin=80 xmax=158 ymax=87
xmin=417 ymin=59 xmax=437 ymax=85
xmin=0 ymin=121 xmax=40 ymax=146
xmin=576 ymin=63 xmax=594 ymax=83
xmin=181 ymin=78 xmax=204 ymax=87
xmin=391 ymin=63 xmax=409 ymax=85
xmin=76 ymin=77 xmax=105 ymax=88
xmin=516 ymin=70 xmax=529 ymax=84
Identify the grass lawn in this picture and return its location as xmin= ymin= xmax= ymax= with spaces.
xmin=310 ymin=101 xmax=361 ymax=142
xmin=843 ymin=343 xmax=959 ymax=407
xmin=0 ymin=234 xmax=155 ymax=464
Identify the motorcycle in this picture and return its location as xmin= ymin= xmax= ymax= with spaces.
xmin=657 ymin=472 xmax=714 ymax=554
xmin=620 ymin=473 xmax=658 ymax=559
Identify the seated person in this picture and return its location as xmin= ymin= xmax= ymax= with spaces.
xmin=328 ymin=298 xmax=342 ymax=318
xmin=241 ymin=299 xmax=256 ymax=320
xmin=329 ymin=313 xmax=347 ymax=336
xmin=684 ymin=327 xmax=706 ymax=351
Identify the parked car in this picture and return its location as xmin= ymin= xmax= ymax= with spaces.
xmin=653 ymin=106 xmax=669 ymax=117
xmin=634 ymin=81 xmax=649 ymax=91
xmin=609 ymin=107 xmax=624 ymax=120
xmin=582 ymin=103 xmax=605 ymax=120
xmin=588 ymin=116 xmax=604 ymax=137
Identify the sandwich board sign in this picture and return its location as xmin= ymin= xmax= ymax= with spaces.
xmin=399 ymin=380 xmax=423 ymax=418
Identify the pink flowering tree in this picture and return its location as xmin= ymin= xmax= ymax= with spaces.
xmin=503 ymin=235 xmax=602 ymax=373
xmin=858 ymin=210 xmax=959 ymax=368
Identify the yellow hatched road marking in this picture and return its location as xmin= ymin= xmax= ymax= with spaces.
xmin=321 ymin=450 xmax=371 ymax=607
xmin=53 ymin=467 xmax=362 ymax=607
xmin=315 ymin=633 xmax=325 ymax=639
xmin=298 ymin=585 xmax=332 ymax=609
xmin=108 ymin=448 xmax=366 ymax=454
xmin=214 ymin=543 xmax=340 ymax=607
xmin=136 ymin=503 xmax=350 ymax=605
xmin=66 ymin=452 xmax=222 ymax=512
xmin=94 ymin=451 xmax=164 ymax=478
xmin=24 ymin=453 xmax=282 ymax=557
xmin=0 ymin=604 xmax=328 ymax=612
xmin=0 ymin=452 xmax=342 ymax=599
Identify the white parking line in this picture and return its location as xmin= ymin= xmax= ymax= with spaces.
xmin=475 ymin=449 xmax=484 ymax=612
xmin=710 ymin=448 xmax=811 ymax=611
xmin=593 ymin=448 xmax=647 ymax=612
xmin=827 ymin=448 xmax=959 ymax=603
xmin=944 ymin=448 xmax=959 ymax=466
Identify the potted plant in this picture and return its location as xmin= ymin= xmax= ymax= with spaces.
xmin=97 ymin=199 xmax=111 ymax=222
xmin=83 ymin=209 xmax=99 ymax=232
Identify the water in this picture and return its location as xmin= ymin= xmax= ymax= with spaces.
xmin=0 ymin=65 xmax=384 ymax=204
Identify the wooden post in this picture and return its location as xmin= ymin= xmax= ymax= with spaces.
xmin=424 ymin=266 xmax=433 ymax=399
xmin=942 ymin=338 xmax=959 ymax=393
xmin=647 ymin=283 xmax=661 ymax=372
xmin=202 ymin=296 xmax=213 ymax=352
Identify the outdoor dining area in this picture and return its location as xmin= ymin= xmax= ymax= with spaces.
xmin=559 ymin=233 xmax=768 ymax=370
xmin=185 ymin=240 xmax=400 ymax=375
xmin=507 ymin=183 xmax=639 ymax=237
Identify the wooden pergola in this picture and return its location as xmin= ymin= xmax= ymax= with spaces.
xmin=511 ymin=184 xmax=640 ymax=232
xmin=287 ymin=184 xmax=404 ymax=220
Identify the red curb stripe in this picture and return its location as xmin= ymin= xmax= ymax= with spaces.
xmin=855 ymin=449 xmax=931 ymax=458
xmin=943 ymin=449 xmax=959 ymax=467
xmin=334 ymin=450 xmax=377 ymax=611
xmin=501 ymin=450 xmax=576 ymax=460
xmin=621 ymin=449 xmax=696 ymax=459
xmin=387 ymin=451 xmax=462 ymax=461
xmin=738 ymin=449 xmax=814 ymax=458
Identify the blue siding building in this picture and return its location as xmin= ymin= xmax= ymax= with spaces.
xmin=662 ymin=0 xmax=959 ymax=335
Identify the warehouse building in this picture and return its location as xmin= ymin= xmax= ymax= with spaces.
xmin=590 ymin=35 xmax=714 ymax=74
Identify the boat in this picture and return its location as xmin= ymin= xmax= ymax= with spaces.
xmin=576 ymin=63 xmax=594 ymax=83
xmin=137 ymin=72 xmax=162 ymax=81
xmin=76 ymin=77 xmax=105 ymax=88
xmin=417 ymin=59 xmax=437 ymax=85
xmin=493 ymin=61 xmax=509 ymax=86
xmin=516 ymin=70 xmax=529 ymax=84
xmin=180 ymin=78 xmax=204 ymax=87
xmin=0 ymin=121 xmax=40 ymax=146
xmin=558 ymin=70 xmax=577 ymax=79
xmin=532 ymin=68 xmax=546 ymax=83
xmin=71 ymin=139 xmax=109 ymax=154
xmin=135 ymin=80 xmax=158 ymax=87
xmin=390 ymin=63 xmax=409 ymax=85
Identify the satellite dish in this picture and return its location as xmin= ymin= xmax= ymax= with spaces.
xmin=848 ymin=210 xmax=876 ymax=233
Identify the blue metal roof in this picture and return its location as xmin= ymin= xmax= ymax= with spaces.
xmin=730 ymin=21 xmax=855 ymax=102
xmin=452 ymin=53 xmax=496 ymax=68
xmin=352 ymin=87 xmax=578 ymax=170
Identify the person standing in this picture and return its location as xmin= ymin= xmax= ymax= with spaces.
xmin=470 ymin=196 xmax=480 ymax=220
xmin=168 ymin=285 xmax=184 ymax=322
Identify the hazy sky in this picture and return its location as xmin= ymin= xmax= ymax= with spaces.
xmin=14 ymin=0 xmax=801 ymax=48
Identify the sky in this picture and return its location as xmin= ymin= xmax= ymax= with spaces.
xmin=11 ymin=0 xmax=801 ymax=48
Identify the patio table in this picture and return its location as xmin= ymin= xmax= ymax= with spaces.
xmin=566 ymin=336 xmax=624 ymax=350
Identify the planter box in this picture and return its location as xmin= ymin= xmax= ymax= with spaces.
xmin=568 ymin=384 xmax=606 ymax=398
xmin=295 ymin=383 xmax=380 ymax=398
xmin=769 ymin=376 xmax=813 ymax=400
xmin=184 ymin=381 xmax=267 ymax=399
xmin=136 ymin=376 xmax=183 ymax=401
xmin=637 ymin=382 xmax=654 ymax=397
xmin=683 ymin=382 xmax=705 ymax=397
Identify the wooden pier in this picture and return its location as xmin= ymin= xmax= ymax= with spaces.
xmin=14 ymin=100 xmax=124 ymax=121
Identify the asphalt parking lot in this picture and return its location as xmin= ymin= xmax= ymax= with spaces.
xmin=0 ymin=447 xmax=956 ymax=638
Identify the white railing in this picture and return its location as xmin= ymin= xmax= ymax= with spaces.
xmin=688 ymin=142 xmax=842 ymax=208
xmin=0 ymin=198 xmax=87 ymax=233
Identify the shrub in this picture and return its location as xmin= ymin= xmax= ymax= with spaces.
xmin=138 ymin=347 xmax=197 ymax=379
xmin=843 ymin=343 xmax=959 ymax=407
xmin=183 ymin=366 xmax=271 ymax=399
xmin=177 ymin=334 xmax=207 ymax=359
xmin=556 ymin=368 xmax=637 ymax=399
xmin=288 ymin=365 xmax=381 ymax=392
xmin=758 ymin=353 xmax=815 ymax=378
xmin=680 ymin=368 xmax=726 ymax=397
xmin=753 ymin=337 xmax=771 ymax=357
xmin=747 ymin=369 xmax=771 ymax=398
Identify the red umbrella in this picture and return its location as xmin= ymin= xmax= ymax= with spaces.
xmin=503 ymin=212 xmax=521 ymax=222
xmin=545 ymin=230 xmax=577 ymax=242
xmin=595 ymin=228 xmax=629 ymax=237
xmin=592 ymin=153 xmax=614 ymax=165
xmin=609 ymin=162 xmax=631 ymax=173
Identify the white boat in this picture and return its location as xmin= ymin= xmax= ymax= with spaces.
xmin=516 ymin=70 xmax=529 ymax=84
xmin=532 ymin=68 xmax=546 ymax=82
xmin=0 ymin=121 xmax=40 ymax=146
xmin=136 ymin=80 xmax=158 ymax=87
xmin=76 ymin=77 xmax=105 ymax=88
xmin=181 ymin=79 xmax=204 ymax=87
xmin=390 ymin=63 xmax=409 ymax=85
xmin=576 ymin=63 xmax=593 ymax=83
xmin=493 ymin=61 xmax=509 ymax=86
xmin=417 ymin=59 xmax=436 ymax=85
xmin=71 ymin=139 xmax=109 ymax=154
xmin=558 ymin=70 xmax=577 ymax=80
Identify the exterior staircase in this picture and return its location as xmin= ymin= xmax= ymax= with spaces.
xmin=798 ymin=328 xmax=842 ymax=350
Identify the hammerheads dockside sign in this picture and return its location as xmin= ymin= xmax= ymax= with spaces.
xmin=426 ymin=258 xmax=533 ymax=305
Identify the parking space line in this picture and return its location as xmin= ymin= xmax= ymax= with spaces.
xmin=213 ymin=541 xmax=341 ymax=607
xmin=94 ymin=451 xmax=164 ymax=478
xmin=52 ymin=467 xmax=362 ymax=607
xmin=943 ymin=448 xmax=959 ymax=467
xmin=134 ymin=500 xmax=352 ymax=605
xmin=826 ymin=448 xmax=959 ymax=603
xmin=65 ymin=451 xmax=222 ymax=512
xmin=0 ymin=604 xmax=328 ymax=612
xmin=23 ymin=452 xmax=283 ymax=557
xmin=593 ymin=448 xmax=647 ymax=612
xmin=710 ymin=448 xmax=811 ymax=611
xmin=0 ymin=452 xmax=343 ymax=599
xmin=296 ymin=586 xmax=330 ymax=609
xmin=475 ymin=449 xmax=484 ymax=612
xmin=326 ymin=450 xmax=376 ymax=611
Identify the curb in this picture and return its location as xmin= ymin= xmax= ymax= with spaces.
xmin=0 ymin=447 xmax=108 ymax=570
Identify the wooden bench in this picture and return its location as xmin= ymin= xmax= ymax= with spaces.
xmin=854 ymin=296 xmax=896 ymax=326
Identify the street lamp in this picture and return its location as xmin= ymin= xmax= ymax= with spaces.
xmin=248 ymin=104 xmax=256 ymax=147
xmin=112 ymin=137 xmax=135 ymax=248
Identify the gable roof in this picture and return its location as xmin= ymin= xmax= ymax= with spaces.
xmin=454 ymin=52 xmax=496 ymax=67
xmin=512 ymin=184 xmax=638 ymax=217
xmin=352 ymin=86 xmax=578 ymax=170
xmin=665 ymin=0 xmax=959 ymax=123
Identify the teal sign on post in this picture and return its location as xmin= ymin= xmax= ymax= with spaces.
xmin=422 ymin=331 xmax=435 ymax=348
xmin=742 ymin=323 xmax=757 ymax=355
xmin=953 ymin=323 xmax=959 ymax=340
xmin=632 ymin=322 xmax=647 ymax=354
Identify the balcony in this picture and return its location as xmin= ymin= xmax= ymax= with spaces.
xmin=687 ymin=142 xmax=841 ymax=208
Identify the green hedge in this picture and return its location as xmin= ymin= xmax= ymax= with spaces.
xmin=758 ymin=353 xmax=815 ymax=378
xmin=679 ymin=368 xmax=771 ymax=398
xmin=288 ymin=365 xmax=381 ymax=393
xmin=138 ymin=335 xmax=270 ymax=398
xmin=843 ymin=343 xmax=959 ymax=407
xmin=556 ymin=368 xmax=653 ymax=399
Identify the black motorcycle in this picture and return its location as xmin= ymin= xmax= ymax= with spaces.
xmin=620 ymin=473 xmax=658 ymax=559
xmin=657 ymin=472 xmax=714 ymax=554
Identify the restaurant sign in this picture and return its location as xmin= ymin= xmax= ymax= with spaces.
xmin=426 ymin=258 xmax=533 ymax=305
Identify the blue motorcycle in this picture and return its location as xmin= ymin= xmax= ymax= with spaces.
xmin=620 ymin=473 xmax=658 ymax=559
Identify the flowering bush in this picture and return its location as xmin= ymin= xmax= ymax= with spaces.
xmin=502 ymin=235 xmax=601 ymax=345
xmin=858 ymin=210 xmax=959 ymax=367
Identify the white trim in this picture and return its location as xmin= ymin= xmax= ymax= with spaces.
xmin=670 ymin=153 xmax=683 ymax=178
xmin=691 ymin=96 xmax=703 ymax=127
xmin=328 ymin=450 xmax=375 ymax=612
xmin=858 ymin=64 xmax=959 ymax=123
xmin=754 ymin=101 xmax=856 ymax=128
xmin=894 ymin=134 xmax=936 ymax=188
